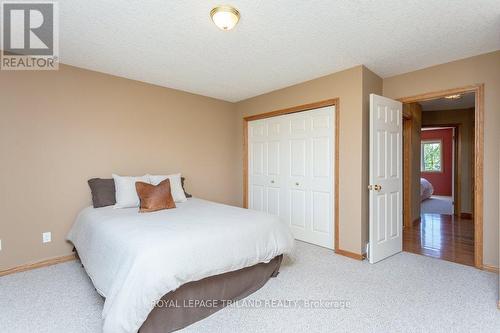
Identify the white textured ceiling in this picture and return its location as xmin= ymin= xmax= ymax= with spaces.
xmin=420 ymin=92 xmax=475 ymax=111
xmin=59 ymin=1 xmax=500 ymax=102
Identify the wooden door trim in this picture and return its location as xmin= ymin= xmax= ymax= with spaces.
xmin=398 ymin=84 xmax=484 ymax=269
xmin=402 ymin=117 xmax=413 ymax=228
xmin=398 ymin=85 xmax=481 ymax=103
xmin=243 ymin=98 xmax=342 ymax=253
xmin=243 ymin=99 xmax=338 ymax=122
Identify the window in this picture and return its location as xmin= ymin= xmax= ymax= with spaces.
xmin=421 ymin=140 xmax=442 ymax=172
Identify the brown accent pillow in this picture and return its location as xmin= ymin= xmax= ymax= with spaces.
xmin=88 ymin=178 xmax=116 ymax=208
xmin=135 ymin=179 xmax=176 ymax=213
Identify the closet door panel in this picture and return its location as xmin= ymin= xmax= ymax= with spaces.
xmin=250 ymin=185 xmax=265 ymax=211
xmin=266 ymin=117 xmax=283 ymax=216
xmin=267 ymin=187 xmax=280 ymax=216
xmin=248 ymin=120 xmax=268 ymax=212
xmin=312 ymin=191 xmax=331 ymax=234
xmin=266 ymin=140 xmax=281 ymax=216
xmin=312 ymin=137 xmax=330 ymax=179
xmin=290 ymin=189 xmax=306 ymax=228
xmin=290 ymin=117 xmax=307 ymax=134
xmin=267 ymin=141 xmax=280 ymax=176
xmin=251 ymin=142 xmax=265 ymax=176
xmin=248 ymin=106 xmax=334 ymax=249
xmin=311 ymin=112 xmax=332 ymax=132
xmin=290 ymin=139 xmax=307 ymax=177
xmin=267 ymin=119 xmax=281 ymax=137
xmin=250 ymin=121 xmax=266 ymax=137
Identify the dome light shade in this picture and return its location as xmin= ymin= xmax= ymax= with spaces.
xmin=210 ymin=5 xmax=240 ymax=31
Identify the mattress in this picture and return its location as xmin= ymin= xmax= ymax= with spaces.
xmin=67 ymin=198 xmax=294 ymax=333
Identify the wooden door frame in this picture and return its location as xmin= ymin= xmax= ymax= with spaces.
xmin=398 ymin=84 xmax=484 ymax=269
xmin=243 ymin=98 xmax=341 ymax=252
xmin=402 ymin=114 xmax=414 ymax=228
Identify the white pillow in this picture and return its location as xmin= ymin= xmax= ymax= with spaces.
xmin=112 ymin=174 xmax=149 ymax=208
xmin=147 ymin=173 xmax=187 ymax=203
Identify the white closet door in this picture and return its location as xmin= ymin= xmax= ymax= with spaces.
xmin=266 ymin=116 xmax=284 ymax=217
xmin=285 ymin=107 xmax=334 ymax=249
xmin=248 ymin=118 xmax=284 ymax=216
xmin=248 ymin=106 xmax=334 ymax=249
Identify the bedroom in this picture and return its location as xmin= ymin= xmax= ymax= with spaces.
xmin=1 ymin=1 xmax=499 ymax=333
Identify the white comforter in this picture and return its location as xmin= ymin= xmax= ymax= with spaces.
xmin=67 ymin=198 xmax=294 ymax=333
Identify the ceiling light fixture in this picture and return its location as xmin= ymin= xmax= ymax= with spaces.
xmin=210 ymin=5 xmax=240 ymax=31
xmin=444 ymin=94 xmax=462 ymax=100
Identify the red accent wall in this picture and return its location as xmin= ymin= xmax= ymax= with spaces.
xmin=421 ymin=128 xmax=453 ymax=196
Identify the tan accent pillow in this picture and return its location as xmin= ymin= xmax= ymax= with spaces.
xmin=135 ymin=179 xmax=176 ymax=213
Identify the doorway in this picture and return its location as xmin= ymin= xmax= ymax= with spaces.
xmin=420 ymin=126 xmax=457 ymax=216
xmin=400 ymin=86 xmax=483 ymax=268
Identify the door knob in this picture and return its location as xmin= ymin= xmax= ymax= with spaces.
xmin=271 ymin=180 xmax=275 ymax=184
xmin=295 ymin=182 xmax=299 ymax=186
xmin=368 ymin=184 xmax=382 ymax=192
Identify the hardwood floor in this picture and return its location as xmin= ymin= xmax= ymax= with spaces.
xmin=403 ymin=213 xmax=474 ymax=267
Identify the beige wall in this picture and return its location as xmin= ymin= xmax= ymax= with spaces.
xmin=422 ymin=108 xmax=475 ymax=213
xmin=383 ymin=50 xmax=500 ymax=267
xmin=0 ymin=64 xmax=240 ymax=271
xmin=235 ymin=65 xmax=382 ymax=255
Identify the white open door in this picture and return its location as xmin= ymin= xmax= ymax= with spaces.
xmin=369 ymin=94 xmax=403 ymax=263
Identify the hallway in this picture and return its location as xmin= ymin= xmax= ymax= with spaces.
xmin=403 ymin=213 xmax=474 ymax=267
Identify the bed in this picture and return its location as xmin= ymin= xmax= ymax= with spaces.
xmin=420 ymin=178 xmax=434 ymax=201
xmin=67 ymin=198 xmax=294 ymax=333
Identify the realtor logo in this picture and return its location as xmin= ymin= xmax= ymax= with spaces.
xmin=1 ymin=1 xmax=59 ymax=70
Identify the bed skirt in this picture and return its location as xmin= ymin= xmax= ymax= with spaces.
xmin=138 ymin=255 xmax=283 ymax=333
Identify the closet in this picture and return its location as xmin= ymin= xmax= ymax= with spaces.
xmin=247 ymin=106 xmax=335 ymax=249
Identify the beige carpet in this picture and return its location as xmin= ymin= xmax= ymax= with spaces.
xmin=1 ymin=241 xmax=499 ymax=332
